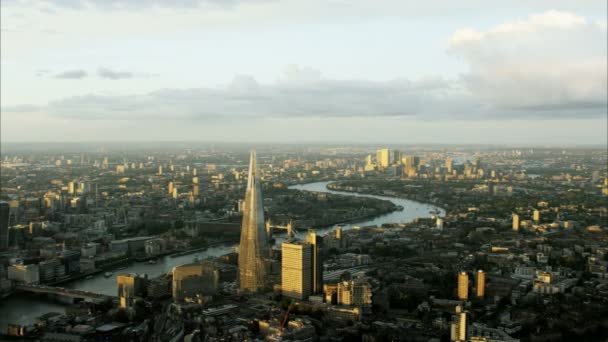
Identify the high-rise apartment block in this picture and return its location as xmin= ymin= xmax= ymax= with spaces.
xmin=450 ymin=305 xmax=467 ymax=341
xmin=476 ymin=270 xmax=485 ymax=298
xmin=512 ymin=213 xmax=520 ymax=231
xmin=457 ymin=271 xmax=469 ymax=300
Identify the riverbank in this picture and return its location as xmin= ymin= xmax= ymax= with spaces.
xmin=288 ymin=181 xmax=445 ymax=234
xmin=2 ymin=181 xmax=444 ymax=331
xmin=326 ymin=182 xmax=445 ymax=216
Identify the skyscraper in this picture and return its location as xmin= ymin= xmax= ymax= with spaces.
xmin=281 ymin=239 xmax=313 ymax=300
xmin=305 ymin=230 xmax=323 ymax=294
xmin=450 ymin=305 xmax=467 ymax=342
xmin=0 ymin=201 xmax=9 ymax=251
xmin=512 ymin=213 xmax=520 ymax=231
xmin=393 ymin=150 xmax=403 ymax=165
xmin=533 ymin=209 xmax=541 ymax=222
xmin=376 ymin=148 xmax=390 ymax=168
xmin=168 ymin=181 xmax=174 ymax=196
xmin=238 ymin=151 xmax=269 ymax=293
xmin=446 ymin=157 xmax=453 ymax=173
xmin=476 ymin=270 xmax=485 ymax=298
xmin=457 ymin=271 xmax=469 ymax=300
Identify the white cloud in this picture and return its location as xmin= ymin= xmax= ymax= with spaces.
xmin=449 ymin=10 xmax=607 ymax=111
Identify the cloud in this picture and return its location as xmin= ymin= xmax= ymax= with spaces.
xmin=10 ymin=73 xmax=513 ymax=121
xmin=54 ymin=69 xmax=87 ymax=79
xmin=2 ymin=0 xmax=256 ymax=10
xmin=448 ymin=10 xmax=607 ymax=112
xmin=8 ymin=58 xmax=605 ymax=123
xmin=1 ymin=104 xmax=41 ymax=113
xmin=97 ymin=67 xmax=134 ymax=80
xmin=34 ymin=73 xmax=471 ymax=121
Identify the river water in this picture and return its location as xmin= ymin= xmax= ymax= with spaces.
xmin=1 ymin=181 xmax=443 ymax=332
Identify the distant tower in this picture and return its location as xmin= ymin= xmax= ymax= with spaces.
xmin=450 ymin=305 xmax=467 ymax=342
xmin=436 ymin=218 xmax=444 ymax=230
xmin=168 ymin=181 xmax=174 ymax=196
xmin=457 ymin=271 xmax=469 ymax=300
xmin=393 ymin=150 xmax=403 ymax=165
xmin=446 ymin=157 xmax=453 ymax=174
xmin=376 ymin=148 xmax=390 ymax=168
xmin=158 ymin=165 xmax=163 ymax=176
xmin=238 ymin=151 xmax=269 ymax=293
xmin=192 ymin=177 xmax=199 ymax=196
xmin=0 ymin=202 xmax=9 ymax=251
xmin=68 ymin=181 xmax=75 ymax=195
xmin=512 ymin=213 xmax=520 ymax=231
xmin=533 ymin=209 xmax=540 ymax=223
xmin=476 ymin=270 xmax=485 ymax=298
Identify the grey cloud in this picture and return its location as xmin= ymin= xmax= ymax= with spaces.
xmin=1 ymin=104 xmax=41 ymax=113
xmin=12 ymin=73 xmax=606 ymax=122
xmin=41 ymin=76 xmax=463 ymax=120
xmin=97 ymin=67 xmax=134 ymax=80
xmin=54 ymin=70 xmax=87 ymax=79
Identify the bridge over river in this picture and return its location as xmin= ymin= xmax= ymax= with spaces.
xmin=15 ymin=285 xmax=116 ymax=303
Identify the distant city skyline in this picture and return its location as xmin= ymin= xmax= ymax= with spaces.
xmin=1 ymin=0 xmax=606 ymax=144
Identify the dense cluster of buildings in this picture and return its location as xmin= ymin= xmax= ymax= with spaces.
xmin=0 ymin=145 xmax=606 ymax=340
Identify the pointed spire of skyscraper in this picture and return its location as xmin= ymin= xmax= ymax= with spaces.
xmin=238 ymin=151 xmax=269 ymax=292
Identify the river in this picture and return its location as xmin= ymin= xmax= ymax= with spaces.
xmin=1 ymin=180 xmax=443 ymax=332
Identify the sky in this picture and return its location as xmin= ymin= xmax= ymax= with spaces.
xmin=1 ymin=0 xmax=607 ymax=145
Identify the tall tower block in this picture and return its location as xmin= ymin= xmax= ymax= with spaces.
xmin=238 ymin=151 xmax=269 ymax=292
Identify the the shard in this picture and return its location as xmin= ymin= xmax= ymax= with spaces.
xmin=238 ymin=151 xmax=269 ymax=292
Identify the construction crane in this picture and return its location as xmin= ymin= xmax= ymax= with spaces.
xmin=280 ymin=305 xmax=292 ymax=332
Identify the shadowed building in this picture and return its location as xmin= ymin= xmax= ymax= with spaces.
xmin=172 ymin=261 xmax=219 ymax=301
xmin=238 ymin=151 xmax=269 ymax=293
xmin=0 ymin=201 xmax=9 ymax=251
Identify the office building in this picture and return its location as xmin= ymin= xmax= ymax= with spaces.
xmin=305 ymin=230 xmax=323 ymax=294
xmin=446 ymin=157 xmax=453 ymax=173
xmin=476 ymin=270 xmax=485 ymax=298
xmin=337 ymin=279 xmax=373 ymax=306
xmin=0 ymin=201 xmax=9 ymax=251
xmin=192 ymin=177 xmax=199 ymax=196
xmin=533 ymin=209 xmax=541 ymax=222
xmin=457 ymin=271 xmax=468 ymax=300
xmin=8 ymin=264 xmax=39 ymax=285
xmin=376 ymin=148 xmax=390 ymax=168
xmin=512 ymin=213 xmax=520 ymax=231
xmin=281 ymin=239 xmax=313 ymax=300
xmin=238 ymin=151 xmax=269 ymax=293
xmin=172 ymin=261 xmax=219 ymax=301
xmin=168 ymin=181 xmax=174 ymax=196
xmin=117 ymin=273 xmax=148 ymax=308
xmin=393 ymin=150 xmax=403 ymax=165
xmin=450 ymin=305 xmax=467 ymax=342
